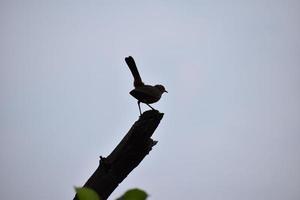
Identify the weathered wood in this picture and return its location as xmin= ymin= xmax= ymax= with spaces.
xmin=74 ymin=110 xmax=164 ymax=200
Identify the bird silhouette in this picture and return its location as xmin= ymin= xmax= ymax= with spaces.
xmin=125 ymin=56 xmax=167 ymax=115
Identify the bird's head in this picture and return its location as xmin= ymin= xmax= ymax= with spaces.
xmin=155 ymin=84 xmax=168 ymax=94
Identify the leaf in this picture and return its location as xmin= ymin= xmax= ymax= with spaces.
xmin=75 ymin=187 xmax=101 ymax=200
xmin=116 ymin=188 xmax=148 ymax=200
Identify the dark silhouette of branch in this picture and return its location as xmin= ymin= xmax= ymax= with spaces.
xmin=74 ymin=110 xmax=164 ymax=200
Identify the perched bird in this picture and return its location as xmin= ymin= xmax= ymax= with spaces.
xmin=125 ymin=56 xmax=167 ymax=115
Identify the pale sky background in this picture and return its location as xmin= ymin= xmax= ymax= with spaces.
xmin=1 ymin=1 xmax=300 ymax=200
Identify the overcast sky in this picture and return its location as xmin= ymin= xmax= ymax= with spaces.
xmin=1 ymin=1 xmax=300 ymax=200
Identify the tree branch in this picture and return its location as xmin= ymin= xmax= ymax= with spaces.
xmin=74 ymin=110 xmax=164 ymax=200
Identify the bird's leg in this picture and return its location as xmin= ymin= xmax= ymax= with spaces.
xmin=138 ymin=101 xmax=142 ymax=115
xmin=146 ymin=103 xmax=157 ymax=111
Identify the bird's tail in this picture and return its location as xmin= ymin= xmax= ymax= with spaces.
xmin=125 ymin=56 xmax=144 ymax=87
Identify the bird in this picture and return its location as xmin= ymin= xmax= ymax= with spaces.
xmin=125 ymin=56 xmax=167 ymax=115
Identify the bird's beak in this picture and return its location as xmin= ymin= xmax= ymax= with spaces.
xmin=165 ymin=90 xmax=168 ymax=93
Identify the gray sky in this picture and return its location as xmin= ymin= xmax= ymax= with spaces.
xmin=1 ymin=1 xmax=300 ymax=200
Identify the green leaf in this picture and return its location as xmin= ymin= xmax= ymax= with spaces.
xmin=116 ymin=188 xmax=148 ymax=200
xmin=75 ymin=187 xmax=101 ymax=200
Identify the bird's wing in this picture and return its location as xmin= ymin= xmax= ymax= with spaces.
xmin=130 ymin=86 xmax=161 ymax=103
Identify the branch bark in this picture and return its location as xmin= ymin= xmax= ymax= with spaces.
xmin=74 ymin=110 xmax=164 ymax=200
